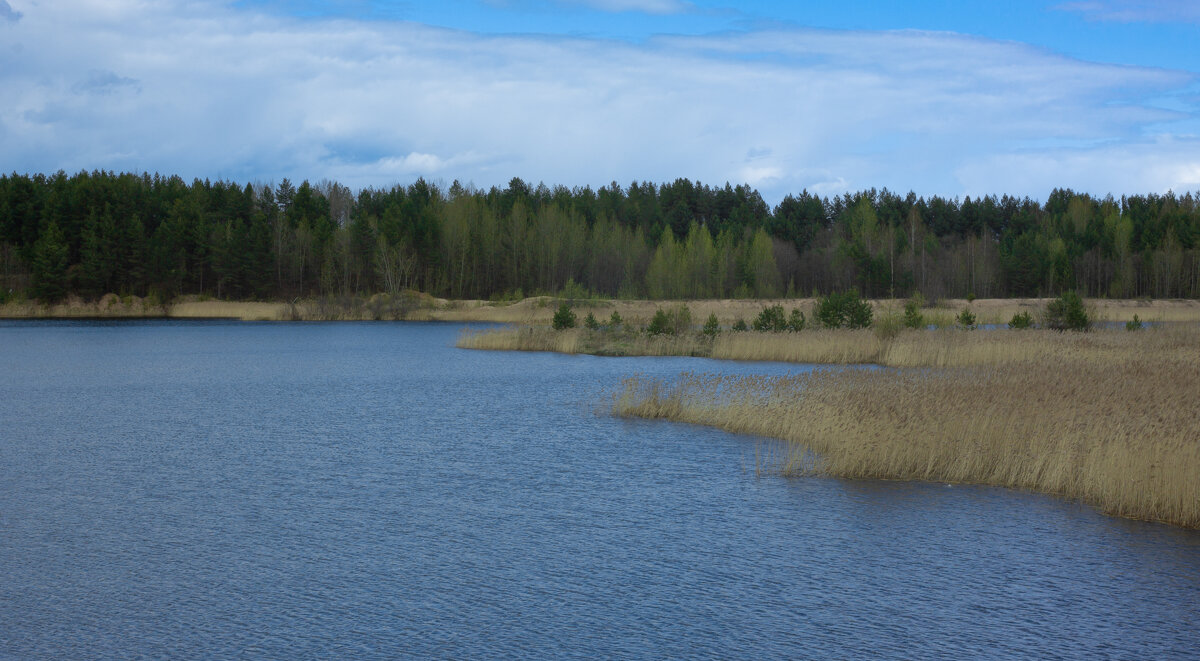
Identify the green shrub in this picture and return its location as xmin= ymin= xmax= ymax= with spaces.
xmin=788 ymin=308 xmax=806 ymax=332
xmin=903 ymin=297 xmax=925 ymax=329
xmin=703 ymin=313 xmax=720 ymax=337
xmin=1044 ymin=291 xmax=1090 ymax=332
xmin=815 ymin=289 xmax=873 ymax=329
xmin=956 ymin=307 xmax=977 ymax=330
xmin=647 ymin=308 xmax=672 ymax=335
xmin=552 ymin=303 xmax=576 ymax=330
xmin=752 ymin=305 xmax=788 ymax=332
xmin=966 ymin=292 xmax=976 ymax=303
xmin=560 ymin=278 xmax=589 ymax=302
xmin=609 ymin=311 xmax=623 ymax=328
xmin=672 ymin=304 xmax=693 ymax=334
xmin=583 ymin=312 xmax=599 ymax=330
xmin=1126 ymin=314 xmax=1143 ymax=332
xmin=732 ymin=318 xmax=748 ymax=332
xmin=1008 ymin=310 xmax=1034 ymax=330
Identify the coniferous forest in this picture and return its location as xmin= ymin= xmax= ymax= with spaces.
xmin=2 ymin=170 xmax=1199 ymax=303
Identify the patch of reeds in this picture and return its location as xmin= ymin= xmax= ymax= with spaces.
xmin=457 ymin=326 xmax=713 ymax=357
xmin=614 ymin=327 xmax=1200 ymax=528
xmin=462 ymin=322 xmax=1200 ymax=370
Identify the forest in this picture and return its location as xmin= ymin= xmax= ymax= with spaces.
xmin=2 ymin=170 xmax=1199 ymax=303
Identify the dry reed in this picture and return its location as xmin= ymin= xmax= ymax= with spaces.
xmin=614 ymin=326 xmax=1200 ymax=528
xmin=457 ymin=326 xmax=714 ymax=357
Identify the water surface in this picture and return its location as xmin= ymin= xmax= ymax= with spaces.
xmin=2 ymin=320 xmax=1197 ymax=658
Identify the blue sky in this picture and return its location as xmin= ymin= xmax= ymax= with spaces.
xmin=2 ymin=0 xmax=1198 ymax=202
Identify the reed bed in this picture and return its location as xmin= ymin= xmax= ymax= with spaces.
xmin=462 ymin=322 xmax=1200 ymax=370
xmin=457 ymin=326 xmax=714 ymax=356
xmin=614 ymin=329 xmax=1200 ymax=528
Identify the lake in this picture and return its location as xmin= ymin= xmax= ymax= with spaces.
xmin=1 ymin=320 xmax=1198 ymax=659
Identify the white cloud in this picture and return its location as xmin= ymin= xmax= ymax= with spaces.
xmin=557 ymin=0 xmax=692 ymax=14
xmin=1056 ymin=0 xmax=1200 ymax=23
xmin=0 ymin=0 xmax=1196 ymax=202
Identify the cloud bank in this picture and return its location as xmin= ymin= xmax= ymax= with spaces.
xmin=0 ymin=0 xmax=1196 ymax=201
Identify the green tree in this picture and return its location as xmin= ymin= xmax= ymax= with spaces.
xmin=1044 ymin=291 xmax=1089 ymax=331
xmin=752 ymin=304 xmax=788 ymax=332
xmin=1008 ymin=311 xmax=1034 ymax=329
xmin=552 ymin=302 xmax=576 ymax=330
xmin=30 ymin=219 xmax=69 ymax=302
xmin=787 ymin=308 xmax=806 ymax=332
xmin=956 ymin=307 xmax=977 ymax=330
xmin=815 ymin=289 xmax=873 ymax=329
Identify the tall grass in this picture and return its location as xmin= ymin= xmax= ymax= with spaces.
xmin=457 ymin=326 xmax=713 ymax=356
xmin=462 ymin=323 xmax=1199 ymax=369
xmin=614 ymin=327 xmax=1200 ymax=528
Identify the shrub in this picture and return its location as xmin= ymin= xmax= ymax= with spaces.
xmin=647 ymin=308 xmax=672 ymax=335
xmin=552 ymin=303 xmax=576 ymax=330
xmin=1126 ymin=314 xmax=1143 ymax=332
xmin=1044 ymin=291 xmax=1090 ymax=332
xmin=703 ymin=313 xmax=720 ymax=337
xmin=609 ymin=311 xmax=623 ymax=328
xmin=966 ymin=292 xmax=976 ymax=303
xmin=788 ymin=308 xmax=806 ymax=332
xmin=584 ymin=312 xmax=599 ymax=330
xmin=903 ymin=298 xmax=925 ymax=329
xmin=752 ymin=305 xmax=788 ymax=332
xmin=671 ymin=304 xmax=692 ymax=335
xmin=956 ymin=307 xmax=977 ymax=330
xmin=815 ymin=289 xmax=873 ymax=329
xmin=1008 ymin=311 xmax=1034 ymax=330
xmin=560 ymin=278 xmax=589 ymax=302
xmin=731 ymin=318 xmax=748 ymax=332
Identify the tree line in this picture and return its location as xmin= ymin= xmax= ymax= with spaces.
xmin=2 ymin=170 xmax=1198 ymax=303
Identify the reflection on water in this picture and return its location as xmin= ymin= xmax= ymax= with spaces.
xmin=1 ymin=320 xmax=1197 ymax=659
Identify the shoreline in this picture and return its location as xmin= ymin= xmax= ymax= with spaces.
xmin=5 ymin=294 xmax=1200 ymax=324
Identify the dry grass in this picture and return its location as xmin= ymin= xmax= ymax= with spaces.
xmin=460 ymin=322 xmax=1195 ymax=370
xmin=7 ymin=294 xmax=1200 ymax=325
xmin=614 ymin=326 xmax=1200 ymax=528
xmin=458 ymin=326 xmax=714 ymax=357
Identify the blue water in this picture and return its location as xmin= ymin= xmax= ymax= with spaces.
xmin=1 ymin=320 xmax=1198 ymax=659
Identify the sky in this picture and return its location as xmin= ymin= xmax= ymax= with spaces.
xmin=1 ymin=0 xmax=1198 ymax=203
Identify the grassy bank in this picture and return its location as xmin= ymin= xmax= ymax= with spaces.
xmin=458 ymin=322 xmax=1193 ymax=368
xmin=6 ymin=294 xmax=1200 ymax=324
xmin=612 ymin=326 xmax=1200 ymax=528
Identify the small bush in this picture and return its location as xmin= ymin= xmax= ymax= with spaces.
xmin=671 ymin=304 xmax=692 ymax=335
xmin=1044 ymin=291 xmax=1090 ymax=332
xmin=903 ymin=301 xmax=924 ymax=329
xmin=788 ymin=308 xmax=806 ymax=332
xmin=609 ymin=311 xmax=623 ymax=328
xmin=560 ymin=278 xmax=589 ymax=302
xmin=815 ymin=289 xmax=873 ymax=329
xmin=584 ymin=312 xmax=599 ymax=330
xmin=1126 ymin=314 xmax=1143 ymax=332
xmin=732 ymin=318 xmax=748 ymax=332
xmin=956 ymin=307 xmax=977 ymax=330
xmin=552 ymin=303 xmax=576 ymax=330
xmin=703 ymin=313 xmax=720 ymax=337
xmin=966 ymin=292 xmax=976 ymax=303
xmin=1008 ymin=311 xmax=1034 ymax=329
xmin=752 ymin=305 xmax=788 ymax=332
xmin=646 ymin=304 xmax=694 ymax=336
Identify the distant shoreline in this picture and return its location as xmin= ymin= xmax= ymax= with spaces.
xmin=4 ymin=294 xmax=1200 ymax=324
